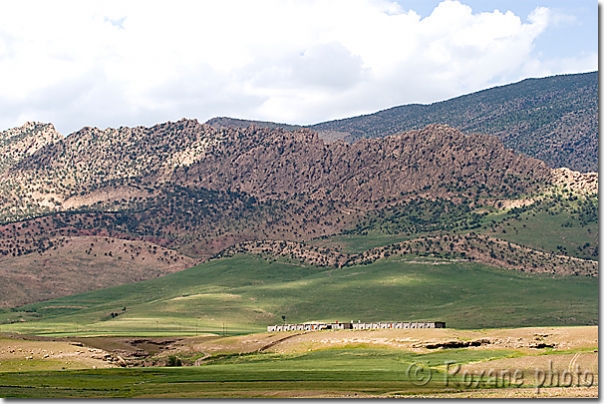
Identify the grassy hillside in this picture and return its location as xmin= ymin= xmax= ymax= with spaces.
xmin=315 ymin=194 xmax=598 ymax=261
xmin=1 ymin=253 xmax=597 ymax=336
xmin=483 ymin=196 xmax=598 ymax=260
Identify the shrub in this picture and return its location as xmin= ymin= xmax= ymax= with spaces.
xmin=167 ymin=356 xmax=182 ymax=367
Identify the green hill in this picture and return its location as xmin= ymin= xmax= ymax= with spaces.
xmin=2 ymin=253 xmax=597 ymax=336
xmin=339 ymin=194 xmax=598 ymax=260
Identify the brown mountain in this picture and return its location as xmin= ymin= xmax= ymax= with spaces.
xmin=2 ymin=121 xmax=549 ymax=227
xmin=208 ymin=72 xmax=598 ymax=172
xmin=0 ymin=119 xmax=590 ymax=307
xmin=177 ymin=123 xmax=549 ymax=204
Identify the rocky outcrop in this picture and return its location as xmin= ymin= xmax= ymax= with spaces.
xmin=0 ymin=121 xmax=62 ymax=175
xmin=551 ymin=167 xmax=598 ymax=195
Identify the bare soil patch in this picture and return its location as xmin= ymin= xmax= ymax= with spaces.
xmin=0 ymin=334 xmax=115 ymax=371
xmin=0 ymin=235 xmax=197 ymax=307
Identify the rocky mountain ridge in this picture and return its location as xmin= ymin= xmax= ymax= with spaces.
xmin=1 ymin=121 xmax=553 ymax=225
xmin=221 ymin=232 xmax=598 ymax=277
xmin=0 ymin=118 xmax=597 ymax=307
xmin=0 ymin=122 xmax=63 ymax=175
xmin=209 ymin=72 xmax=598 ymax=172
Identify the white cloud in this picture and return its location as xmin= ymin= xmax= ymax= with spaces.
xmin=0 ymin=0 xmax=597 ymax=134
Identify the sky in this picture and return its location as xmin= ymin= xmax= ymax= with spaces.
xmin=0 ymin=0 xmax=598 ymax=135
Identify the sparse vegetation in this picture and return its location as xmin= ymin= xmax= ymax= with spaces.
xmin=311 ymin=72 xmax=597 ymax=172
xmin=0 ymin=326 xmax=597 ymax=398
xmin=1 ymin=118 xmax=584 ymax=309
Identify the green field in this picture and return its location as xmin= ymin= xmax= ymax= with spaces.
xmin=1 ymin=253 xmax=597 ymax=336
xmin=0 ymin=346 xmax=524 ymax=398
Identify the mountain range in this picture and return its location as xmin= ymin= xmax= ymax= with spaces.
xmin=209 ymin=71 xmax=598 ymax=173
xmin=0 ymin=72 xmax=598 ymax=314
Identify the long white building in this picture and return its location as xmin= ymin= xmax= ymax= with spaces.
xmin=267 ymin=321 xmax=445 ymax=332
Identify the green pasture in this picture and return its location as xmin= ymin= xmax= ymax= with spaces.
xmin=1 ymin=253 xmax=597 ymax=336
xmin=0 ymin=346 xmax=521 ymax=398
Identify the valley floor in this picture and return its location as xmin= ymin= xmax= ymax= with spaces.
xmin=0 ymin=325 xmax=597 ymax=398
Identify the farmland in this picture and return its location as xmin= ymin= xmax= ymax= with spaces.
xmin=0 ymin=326 xmax=597 ymax=398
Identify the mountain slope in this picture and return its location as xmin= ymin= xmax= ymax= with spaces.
xmin=0 ymin=235 xmax=195 ymax=307
xmin=206 ymin=116 xmax=302 ymax=132
xmin=0 ymin=119 xmax=596 ymax=308
xmin=208 ymin=72 xmax=598 ymax=172
xmin=0 ymin=122 xmax=63 ymax=175
xmin=0 ymin=122 xmax=551 ymax=249
xmin=311 ymin=72 xmax=598 ymax=172
xmin=178 ymin=124 xmax=550 ymax=204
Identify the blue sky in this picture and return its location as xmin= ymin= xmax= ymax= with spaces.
xmin=0 ymin=0 xmax=598 ymax=134
xmin=393 ymin=0 xmax=597 ymax=58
